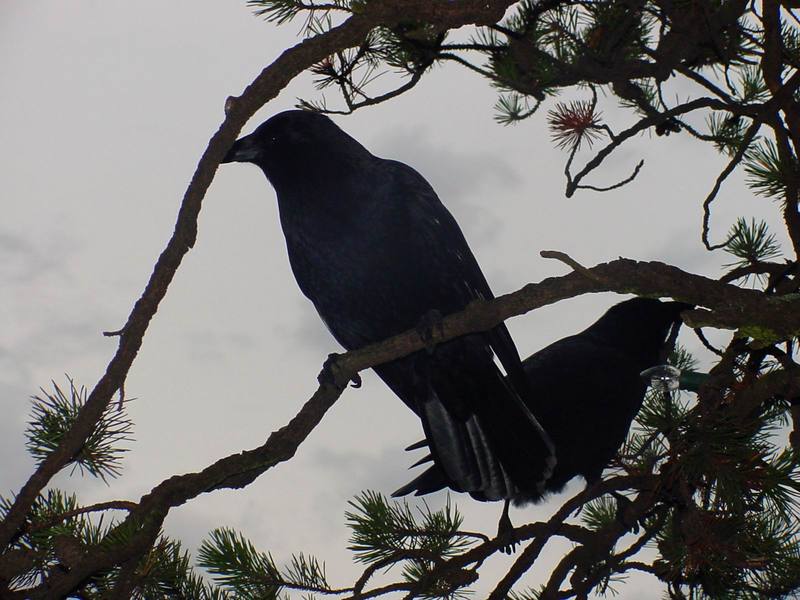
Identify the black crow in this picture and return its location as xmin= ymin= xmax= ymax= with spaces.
xmin=222 ymin=110 xmax=556 ymax=502
xmin=394 ymin=298 xmax=690 ymax=506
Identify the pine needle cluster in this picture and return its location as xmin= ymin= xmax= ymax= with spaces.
xmin=25 ymin=378 xmax=133 ymax=481
xmin=613 ymin=348 xmax=800 ymax=598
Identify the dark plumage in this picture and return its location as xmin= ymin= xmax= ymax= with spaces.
xmin=222 ymin=110 xmax=555 ymax=502
xmin=395 ymin=298 xmax=690 ymax=505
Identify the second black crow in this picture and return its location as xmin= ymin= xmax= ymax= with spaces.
xmin=395 ymin=298 xmax=690 ymax=507
xmin=222 ymin=110 xmax=556 ymax=503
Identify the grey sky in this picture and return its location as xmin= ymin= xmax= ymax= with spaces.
xmin=1 ymin=2 xmax=793 ymax=598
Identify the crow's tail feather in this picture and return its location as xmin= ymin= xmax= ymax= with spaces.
xmin=392 ymin=464 xmax=450 ymax=497
xmin=394 ymin=336 xmax=556 ymax=501
xmin=379 ymin=336 xmax=556 ymax=502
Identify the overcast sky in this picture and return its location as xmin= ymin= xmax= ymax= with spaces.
xmin=1 ymin=2 xmax=794 ymax=598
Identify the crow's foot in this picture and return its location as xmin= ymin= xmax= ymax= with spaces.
xmin=318 ymin=353 xmax=342 ymax=387
xmin=318 ymin=353 xmax=361 ymax=388
xmin=497 ymin=500 xmax=518 ymax=554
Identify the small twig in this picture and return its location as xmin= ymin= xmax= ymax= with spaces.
xmin=501 ymin=97 xmax=543 ymax=124
xmin=351 ymin=549 xmax=440 ymax=599
xmin=573 ymin=159 xmax=645 ymax=193
xmin=304 ymin=70 xmax=425 ymax=115
xmin=539 ymin=250 xmax=607 ymax=284
xmin=26 ymin=500 xmax=138 ymax=534
xmin=702 ymin=119 xmax=762 ymax=250
xmin=439 ymin=52 xmax=503 ymax=82
xmin=560 ymin=90 xmax=647 ymax=193
xmin=693 ymin=327 xmax=725 ymax=357
xmin=563 ymin=141 xmax=580 ymax=184
xmin=614 ymin=510 xmax=666 ymax=562
xmin=566 ymin=97 xmax=734 ymax=198
xmin=676 ymin=64 xmax=738 ymax=104
xmin=618 ymin=560 xmax=663 ymax=577
xmin=454 ymin=530 xmax=491 ymax=543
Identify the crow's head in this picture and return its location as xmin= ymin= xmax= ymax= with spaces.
xmin=589 ymin=298 xmax=693 ymax=363
xmin=221 ymin=110 xmax=369 ymax=187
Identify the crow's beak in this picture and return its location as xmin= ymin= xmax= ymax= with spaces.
xmin=222 ymin=134 xmax=260 ymax=164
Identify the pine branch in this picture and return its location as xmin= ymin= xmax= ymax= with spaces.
xmin=25 ymin=378 xmax=134 ymax=482
xmin=724 ymin=218 xmax=784 ymax=282
xmin=246 ymin=0 xmax=351 ymax=26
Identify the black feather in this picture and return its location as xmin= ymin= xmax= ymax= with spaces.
xmin=405 ymin=439 xmax=428 ymax=452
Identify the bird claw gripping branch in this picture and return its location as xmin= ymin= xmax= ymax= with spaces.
xmin=318 ymin=353 xmax=362 ymax=389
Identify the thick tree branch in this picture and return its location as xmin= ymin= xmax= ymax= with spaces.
xmin=9 ymin=246 xmax=800 ymax=596
xmin=720 ymin=260 xmax=789 ymax=283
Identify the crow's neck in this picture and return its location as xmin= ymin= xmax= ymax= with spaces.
xmin=585 ymin=323 xmax=669 ymax=369
xmin=272 ymin=174 xmax=375 ymax=246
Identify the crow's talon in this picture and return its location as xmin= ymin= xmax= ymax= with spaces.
xmin=319 ymin=354 xmax=361 ymax=389
xmin=319 ymin=353 xmax=342 ymax=387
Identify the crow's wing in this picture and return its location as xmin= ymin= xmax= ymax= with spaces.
xmin=365 ymin=159 xmax=555 ymax=500
xmin=281 ymin=153 xmax=555 ymax=500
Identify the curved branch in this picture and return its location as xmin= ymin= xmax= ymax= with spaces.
xmin=572 ymin=159 xmax=645 ymax=194
xmin=565 ymin=97 xmax=735 ymax=198
xmin=8 ymin=247 xmax=800 ymax=597
xmin=701 ymin=119 xmax=763 ymax=250
xmin=303 ymin=69 xmax=426 ymax=115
